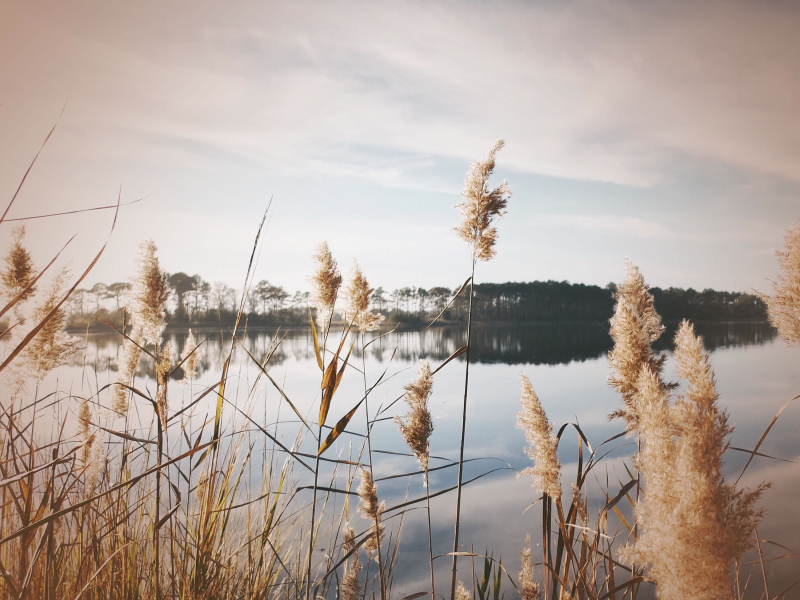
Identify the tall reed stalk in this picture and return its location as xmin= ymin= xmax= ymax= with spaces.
xmin=449 ymin=140 xmax=510 ymax=600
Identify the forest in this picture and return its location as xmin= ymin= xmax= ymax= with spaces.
xmin=64 ymin=272 xmax=768 ymax=329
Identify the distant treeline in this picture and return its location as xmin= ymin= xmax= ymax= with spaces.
xmin=65 ymin=273 xmax=767 ymax=330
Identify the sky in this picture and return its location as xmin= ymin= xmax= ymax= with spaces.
xmin=1 ymin=0 xmax=799 ymax=294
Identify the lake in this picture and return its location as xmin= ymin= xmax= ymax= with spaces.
xmin=57 ymin=321 xmax=800 ymax=597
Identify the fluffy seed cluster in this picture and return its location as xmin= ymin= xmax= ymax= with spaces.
xmin=607 ymin=260 xmax=666 ymax=430
xmin=617 ymin=316 xmax=765 ymax=600
xmin=309 ymin=241 xmax=342 ymax=332
xmin=455 ymin=581 xmax=471 ymax=600
xmin=516 ymin=374 xmax=562 ymax=499
xmin=759 ymin=222 xmax=800 ymax=346
xmin=18 ymin=268 xmax=79 ymax=383
xmin=340 ymin=523 xmax=362 ymax=600
xmin=518 ymin=536 xmax=542 ymax=600
xmin=357 ymin=467 xmax=385 ymax=557
xmin=454 ymin=140 xmax=511 ymax=262
xmin=113 ymin=240 xmax=170 ymax=413
xmin=155 ymin=343 xmax=172 ymax=430
xmin=1 ymin=225 xmax=36 ymax=302
xmin=344 ymin=261 xmax=384 ymax=331
xmin=130 ymin=240 xmax=170 ymax=347
xmin=395 ymin=360 xmax=434 ymax=479
xmin=181 ymin=329 xmax=199 ymax=382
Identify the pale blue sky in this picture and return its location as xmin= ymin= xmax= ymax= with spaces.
xmin=1 ymin=0 xmax=799 ymax=293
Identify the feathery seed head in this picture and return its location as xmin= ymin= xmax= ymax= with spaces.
xmin=345 ymin=261 xmax=384 ymax=331
xmin=608 ymin=260 xmax=666 ymax=430
xmin=341 ymin=523 xmax=362 ymax=600
xmin=759 ymin=222 xmax=800 ymax=346
xmin=1 ymin=224 xmax=36 ymax=302
xmin=130 ymin=240 xmax=169 ymax=347
xmin=357 ymin=467 xmax=385 ymax=557
xmin=181 ymin=329 xmax=199 ymax=382
xmin=156 ymin=343 xmax=171 ymax=430
xmin=455 ymin=140 xmax=511 ymax=262
xmin=310 ymin=241 xmax=342 ymax=332
xmin=20 ymin=267 xmax=79 ymax=382
xmin=516 ymin=374 xmax=562 ymax=499
xmin=519 ymin=536 xmax=542 ymax=600
xmin=395 ymin=360 xmax=434 ymax=478
xmin=455 ymin=581 xmax=471 ymax=600
xmin=113 ymin=338 xmax=142 ymax=414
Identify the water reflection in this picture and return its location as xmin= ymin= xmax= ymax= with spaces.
xmin=72 ymin=320 xmax=777 ymax=381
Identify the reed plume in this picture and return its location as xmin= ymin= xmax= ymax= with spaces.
xmin=129 ymin=240 xmax=170 ymax=346
xmin=156 ymin=343 xmax=172 ymax=430
xmin=607 ymin=260 xmax=666 ymax=429
xmin=759 ymin=221 xmax=800 ymax=346
xmin=454 ymin=140 xmax=511 ymax=262
xmin=309 ymin=241 xmax=342 ymax=332
xmin=625 ymin=322 xmax=765 ymax=600
xmin=181 ymin=329 xmax=199 ymax=382
xmin=455 ymin=581 xmax=470 ymax=600
xmin=516 ymin=374 xmax=561 ymax=499
xmin=518 ymin=536 xmax=542 ymax=600
xmin=340 ymin=524 xmax=362 ymax=600
xmin=395 ymin=360 xmax=434 ymax=478
xmin=1 ymin=224 xmax=36 ymax=302
xmin=344 ymin=261 xmax=384 ymax=331
xmin=19 ymin=267 xmax=78 ymax=382
xmin=357 ymin=467 xmax=385 ymax=557
xmin=113 ymin=240 xmax=169 ymax=413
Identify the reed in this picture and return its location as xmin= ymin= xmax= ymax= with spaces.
xmin=1 ymin=134 xmax=796 ymax=600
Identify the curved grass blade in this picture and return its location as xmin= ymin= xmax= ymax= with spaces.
xmin=424 ymin=277 xmax=471 ymax=331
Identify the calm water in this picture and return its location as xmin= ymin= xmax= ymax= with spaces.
xmin=55 ymin=322 xmax=800 ymax=596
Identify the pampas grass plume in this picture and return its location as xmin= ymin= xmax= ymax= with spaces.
xmin=340 ymin=523 xmax=362 ymax=600
xmin=395 ymin=360 xmax=434 ymax=479
xmin=759 ymin=222 xmax=800 ymax=346
xmin=516 ymin=374 xmax=561 ymax=499
xmin=310 ymin=241 xmax=342 ymax=332
xmin=181 ymin=329 xmax=199 ymax=382
xmin=519 ymin=536 xmax=542 ymax=600
xmin=455 ymin=140 xmax=511 ymax=262
xmin=357 ymin=467 xmax=385 ymax=557
xmin=344 ymin=261 xmax=384 ymax=331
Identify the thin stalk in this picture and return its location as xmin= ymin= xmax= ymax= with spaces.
xmin=450 ymin=259 xmax=476 ymax=600
xmin=361 ymin=331 xmax=386 ymax=600
xmin=425 ymin=468 xmax=436 ymax=600
xmin=306 ymin=424 xmax=323 ymax=600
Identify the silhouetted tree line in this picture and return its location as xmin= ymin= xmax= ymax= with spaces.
xmin=67 ymin=274 xmax=767 ymax=330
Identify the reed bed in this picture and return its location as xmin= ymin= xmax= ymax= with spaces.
xmin=1 ymin=136 xmax=798 ymax=600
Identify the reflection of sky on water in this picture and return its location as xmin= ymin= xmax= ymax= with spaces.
xmin=15 ymin=322 xmax=799 ymax=597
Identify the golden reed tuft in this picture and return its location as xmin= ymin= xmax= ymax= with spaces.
xmin=309 ymin=241 xmax=342 ymax=332
xmin=608 ymin=263 xmax=767 ymax=600
xmin=759 ymin=221 xmax=800 ymax=346
xmin=344 ymin=260 xmax=384 ymax=331
xmin=607 ymin=260 xmax=666 ymax=430
xmin=518 ymin=536 xmax=542 ymax=600
xmin=454 ymin=140 xmax=511 ymax=262
xmin=180 ymin=329 xmax=199 ymax=382
xmin=516 ymin=373 xmax=562 ymax=499
xmin=340 ymin=524 xmax=362 ymax=600
xmin=395 ymin=360 xmax=434 ymax=480
xmin=356 ymin=467 xmax=385 ymax=557
xmin=1 ymin=224 xmax=36 ymax=302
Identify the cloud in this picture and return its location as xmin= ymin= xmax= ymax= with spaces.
xmin=4 ymin=0 xmax=800 ymax=190
xmin=537 ymin=214 xmax=675 ymax=240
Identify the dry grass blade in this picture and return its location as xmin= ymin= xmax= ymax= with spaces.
xmin=735 ymin=395 xmax=799 ymax=486
xmin=0 ymin=234 xmax=75 ymax=321
xmin=241 ymin=343 xmax=314 ymax=436
xmin=0 ymin=197 xmax=120 ymax=373
xmin=432 ymin=346 xmax=468 ymax=375
xmin=318 ymin=400 xmax=364 ymax=456
xmin=1 ymin=103 xmax=65 ymax=224
xmin=424 ymin=277 xmax=471 ymax=331
xmin=310 ymin=310 xmax=324 ymax=370
xmin=5 ymin=195 xmax=148 ymax=223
